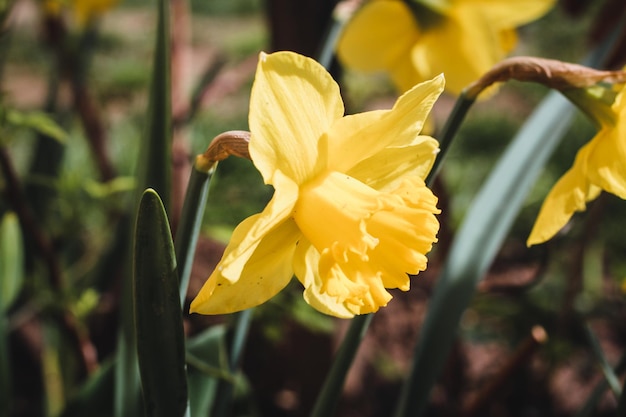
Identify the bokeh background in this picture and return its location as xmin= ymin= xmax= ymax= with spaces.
xmin=2 ymin=0 xmax=626 ymax=416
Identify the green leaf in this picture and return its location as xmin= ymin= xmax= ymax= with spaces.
xmin=0 ymin=316 xmax=9 ymax=417
xmin=116 ymin=0 xmax=173 ymax=410
xmin=83 ymin=177 xmax=136 ymax=199
xmin=0 ymin=212 xmax=23 ymax=311
xmin=0 ymin=213 xmax=19 ymax=416
xmin=5 ymin=109 xmax=67 ymax=144
xmin=584 ymin=323 xmax=622 ymax=398
xmin=394 ymin=91 xmax=576 ymax=417
xmin=59 ymin=360 xmax=115 ymax=417
xmin=133 ymin=189 xmax=187 ymax=417
xmin=186 ymin=325 xmax=231 ymax=416
xmin=138 ymin=0 xmax=172 ymax=210
xmin=174 ymin=167 xmax=211 ymax=304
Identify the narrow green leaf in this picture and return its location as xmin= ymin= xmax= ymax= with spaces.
xmin=0 ymin=315 xmax=9 ymax=417
xmin=116 ymin=0 xmax=173 ymax=411
xmin=139 ymin=0 xmax=172 ymax=210
xmin=575 ymin=352 xmax=626 ymax=417
xmin=310 ymin=314 xmax=372 ymax=417
xmin=211 ymin=309 xmax=253 ymax=417
xmin=42 ymin=322 xmax=66 ymax=417
xmin=59 ymin=360 xmax=115 ymax=417
xmin=395 ymin=91 xmax=576 ymax=417
xmin=186 ymin=325 xmax=231 ymax=416
xmin=0 ymin=212 xmax=23 ymax=311
xmin=5 ymin=109 xmax=67 ymax=144
xmin=584 ymin=323 xmax=622 ymax=398
xmin=114 ymin=331 xmax=142 ymax=417
xmin=133 ymin=189 xmax=187 ymax=417
xmin=394 ymin=29 xmax=624 ymax=417
xmin=174 ymin=166 xmax=211 ymax=304
xmin=0 ymin=212 xmax=23 ymax=417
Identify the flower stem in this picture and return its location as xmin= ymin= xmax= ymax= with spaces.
xmin=315 ymin=1 xmax=358 ymax=69
xmin=310 ymin=314 xmax=373 ymax=417
xmin=426 ymin=92 xmax=475 ymax=187
xmin=211 ymin=309 xmax=253 ymax=417
xmin=309 ymin=35 xmax=476 ymax=417
xmin=174 ymin=165 xmax=211 ymax=304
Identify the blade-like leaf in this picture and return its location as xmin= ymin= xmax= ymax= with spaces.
xmin=584 ymin=323 xmax=622 ymax=398
xmin=0 ymin=212 xmax=23 ymax=311
xmin=0 ymin=212 xmax=23 ymax=417
xmin=394 ymin=30 xmax=623 ymax=416
xmin=186 ymin=325 xmax=231 ymax=416
xmin=395 ymin=91 xmax=575 ymax=417
xmin=174 ymin=167 xmax=211 ymax=304
xmin=0 ymin=319 xmax=9 ymax=417
xmin=139 ymin=0 xmax=172 ymax=210
xmin=59 ymin=360 xmax=115 ymax=417
xmin=5 ymin=109 xmax=67 ymax=144
xmin=116 ymin=0 xmax=173 ymax=411
xmin=133 ymin=189 xmax=187 ymax=417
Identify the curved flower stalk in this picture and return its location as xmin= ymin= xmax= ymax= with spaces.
xmin=190 ymin=51 xmax=443 ymax=318
xmin=336 ymin=0 xmax=555 ymax=95
xmin=528 ymin=82 xmax=626 ymax=245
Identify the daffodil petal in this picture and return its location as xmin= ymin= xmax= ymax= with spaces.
xmin=220 ymin=171 xmax=299 ymax=281
xmin=249 ymin=51 xmax=344 ymax=185
xmin=336 ymin=0 xmax=419 ymax=73
xmin=411 ymin=8 xmax=499 ymax=95
xmin=586 ymin=109 xmax=626 ymax=199
xmin=190 ymin=218 xmax=301 ymax=315
xmin=476 ymin=0 xmax=556 ymax=29
xmin=527 ymin=143 xmax=600 ymax=246
xmin=389 ymin=57 xmax=425 ymax=93
xmin=347 ymin=136 xmax=439 ymax=191
xmin=293 ymin=241 xmax=355 ymax=319
xmin=327 ymin=74 xmax=444 ymax=173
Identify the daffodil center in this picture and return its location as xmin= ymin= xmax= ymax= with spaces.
xmin=292 ymin=171 xmax=440 ymax=315
xmin=293 ymin=171 xmax=381 ymax=261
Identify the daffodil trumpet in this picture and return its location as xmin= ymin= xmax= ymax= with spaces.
xmin=191 ymin=51 xmax=444 ymax=318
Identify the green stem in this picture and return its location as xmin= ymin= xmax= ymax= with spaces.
xmin=316 ymin=10 xmax=347 ymax=70
xmin=211 ymin=309 xmax=253 ymax=417
xmin=174 ymin=166 xmax=211 ymax=304
xmin=310 ymin=314 xmax=373 ymax=417
xmin=584 ymin=323 xmax=622 ymax=399
xmin=575 ymin=352 xmax=626 ymax=417
xmin=426 ymin=93 xmax=475 ymax=187
xmin=0 ymin=316 xmax=9 ymax=417
xmin=307 ymin=92 xmax=474 ymax=417
xmin=308 ymin=36 xmax=476 ymax=417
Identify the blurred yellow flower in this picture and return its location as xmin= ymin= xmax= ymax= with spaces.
xmin=528 ymin=85 xmax=626 ymax=246
xmin=190 ymin=51 xmax=443 ymax=318
xmin=42 ymin=0 xmax=118 ymax=27
xmin=72 ymin=0 xmax=118 ymax=26
xmin=336 ymin=0 xmax=555 ymax=95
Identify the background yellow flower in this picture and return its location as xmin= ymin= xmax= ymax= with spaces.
xmin=337 ymin=0 xmax=555 ymax=95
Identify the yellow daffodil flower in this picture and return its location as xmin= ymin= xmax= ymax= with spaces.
xmin=527 ymin=85 xmax=626 ymax=245
xmin=336 ymin=0 xmax=555 ymax=95
xmin=190 ymin=51 xmax=443 ymax=318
